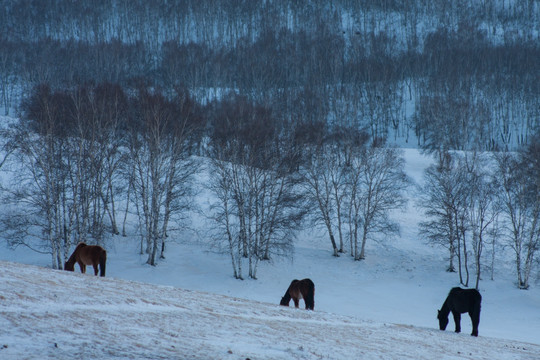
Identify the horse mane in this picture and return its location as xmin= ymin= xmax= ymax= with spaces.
xmin=439 ymin=287 xmax=463 ymax=313
xmin=280 ymin=279 xmax=298 ymax=305
xmin=64 ymin=242 xmax=88 ymax=270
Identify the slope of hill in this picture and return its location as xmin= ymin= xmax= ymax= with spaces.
xmin=1 ymin=260 xmax=539 ymax=360
xmin=1 ymin=148 xmax=540 ymax=358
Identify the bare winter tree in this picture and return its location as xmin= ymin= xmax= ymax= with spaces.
xmin=300 ymin=125 xmax=372 ymax=257
xmin=0 ymin=122 xmax=17 ymax=170
xmin=207 ymin=158 xmax=244 ymax=279
xmin=1 ymin=85 xmax=72 ymax=268
xmin=327 ymin=127 xmax=370 ymax=254
xmin=0 ymin=40 xmax=19 ymax=115
xmin=207 ymin=95 xmax=304 ymax=279
xmin=346 ymin=145 xmax=409 ymax=260
xmin=421 ymin=150 xmax=527 ymax=289
xmin=65 ymin=83 xmax=128 ymax=246
xmin=418 ymin=151 xmax=465 ymax=273
xmin=495 ymin=141 xmax=540 ymax=289
xmin=302 ymin=146 xmax=342 ymax=257
xmin=420 ymin=151 xmax=485 ymax=287
xmin=91 ymin=83 xmax=129 ymax=238
xmin=461 ymin=152 xmax=500 ymax=289
xmin=126 ymin=87 xmax=200 ymax=266
xmin=1 ymin=83 xmax=133 ymax=268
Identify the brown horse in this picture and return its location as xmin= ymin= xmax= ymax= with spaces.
xmin=280 ymin=278 xmax=315 ymax=310
xmin=64 ymin=242 xmax=107 ymax=277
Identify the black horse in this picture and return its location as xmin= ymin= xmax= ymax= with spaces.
xmin=437 ymin=287 xmax=482 ymax=336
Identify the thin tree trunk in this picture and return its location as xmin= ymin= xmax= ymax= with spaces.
xmin=122 ymin=176 xmax=132 ymax=237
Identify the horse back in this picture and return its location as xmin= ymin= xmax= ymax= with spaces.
xmin=79 ymin=245 xmax=105 ymax=262
xmin=447 ymin=287 xmax=481 ymax=313
xmin=73 ymin=242 xmax=88 ymax=253
xmin=292 ymin=279 xmax=313 ymax=298
xmin=288 ymin=279 xmax=314 ymax=298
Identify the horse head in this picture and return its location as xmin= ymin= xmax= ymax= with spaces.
xmin=64 ymin=261 xmax=75 ymax=271
xmin=437 ymin=309 xmax=449 ymax=330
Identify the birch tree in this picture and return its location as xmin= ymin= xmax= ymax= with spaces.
xmin=419 ymin=152 xmax=468 ymax=273
xmin=127 ymin=87 xmax=200 ymax=266
xmin=1 ymin=85 xmax=71 ymax=268
xmin=495 ymin=145 xmax=540 ymax=289
xmin=302 ymin=149 xmax=341 ymax=257
xmin=346 ymin=145 xmax=409 ymax=260
xmin=207 ymin=95 xmax=304 ymax=279
xmin=462 ymin=152 xmax=500 ymax=289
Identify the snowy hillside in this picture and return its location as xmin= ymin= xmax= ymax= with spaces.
xmin=1 ymin=148 xmax=540 ymax=359
xmin=1 ymin=260 xmax=539 ymax=360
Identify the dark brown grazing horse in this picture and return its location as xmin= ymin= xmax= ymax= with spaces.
xmin=280 ymin=278 xmax=315 ymax=310
xmin=64 ymin=242 xmax=107 ymax=277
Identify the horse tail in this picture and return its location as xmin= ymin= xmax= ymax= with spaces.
xmin=471 ymin=289 xmax=482 ymax=336
xmin=99 ymin=249 xmax=107 ymax=277
xmin=304 ymin=279 xmax=315 ymax=310
xmin=474 ymin=290 xmax=482 ymax=320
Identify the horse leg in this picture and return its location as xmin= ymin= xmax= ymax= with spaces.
xmin=302 ymin=291 xmax=312 ymax=310
xmin=305 ymin=295 xmax=314 ymax=310
xmin=470 ymin=312 xmax=479 ymax=337
xmin=78 ymin=261 xmax=86 ymax=274
xmin=99 ymin=251 xmax=106 ymax=277
xmin=92 ymin=263 xmax=99 ymax=276
xmin=293 ymin=296 xmax=300 ymax=308
xmin=452 ymin=311 xmax=461 ymax=333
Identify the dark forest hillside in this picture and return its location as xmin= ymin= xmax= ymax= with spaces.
xmin=0 ymin=0 xmax=538 ymax=150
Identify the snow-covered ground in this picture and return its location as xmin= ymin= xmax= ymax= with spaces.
xmin=1 ymin=148 xmax=540 ymax=359
xmin=1 ymin=260 xmax=539 ymax=360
